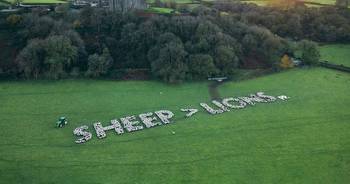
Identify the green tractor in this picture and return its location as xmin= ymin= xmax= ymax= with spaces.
xmin=56 ymin=117 xmax=68 ymax=128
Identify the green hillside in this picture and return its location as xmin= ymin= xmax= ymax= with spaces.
xmin=320 ymin=44 xmax=350 ymax=67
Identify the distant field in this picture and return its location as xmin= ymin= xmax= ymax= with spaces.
xmin=146 ymin=0 xmax=195 ymax=3
xmin=4 ymin=0 xmax=65 ymax=4
xmin=319 ymin=44 xmax=350 ymax=67
xmin=305 ymin=3 xmax=324 ymax=7
xmin=0 ymin=0 xmax=343 ymax=7
xmin=241 ymin=0 xmax=339 ymax=7
xmin=305 ymin=0 xmax=335 ymax=5
xmin=0 ymin=68 xmax=349 ymax=183
xmin=243 ymin=0 xmax=269 ymax=6
xmin=146 ymin=7 xmax=176 ymax=13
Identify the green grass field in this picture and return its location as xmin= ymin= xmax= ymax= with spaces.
xmin=243 ymin=0 xmax=269 ymax=6
xmin=320 ymin=44 xmax=350 ymax=67
xmin=146 ymin=0 xmax=195 ymax=3
xmin=146 ymin=7 xmax=176 ymax=13
xmin=305 ymin=0 xmax=335 ymax=5
xmin=0 ymin=68 xmax=349 ymax=183
xmin=4 ymin=0 xmax=65 ymax=5
xmin=241 ymin=0 xmax=343 ymax=7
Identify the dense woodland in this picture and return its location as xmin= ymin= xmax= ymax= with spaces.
xmin=0 ymin=2 xmax=349 ymax=83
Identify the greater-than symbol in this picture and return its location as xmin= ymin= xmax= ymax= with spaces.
xmin=180 ymin=108 xmax=198 ymax=117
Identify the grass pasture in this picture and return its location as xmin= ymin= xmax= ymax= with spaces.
xmin=320 ymin=44 xmax=350 ymax=67
xmin=146 ymin=6 xmax=176 ymax=13
xmin=240 ymin=0 xmax=344 ymax=7
xmin=305 ymin=0 xmax=335 ymax=5
xmin=146 ymin=0 xmax=194 ymax=3
xmin=0 ymin=68 xmax=349 ymax=183
xmin=3 ymin=0 xmax=66 ymax=5
xmin=146 ymin=0 xmax=201 ymax=13
xmin=242 ymin=0 xmax=269 ymax=6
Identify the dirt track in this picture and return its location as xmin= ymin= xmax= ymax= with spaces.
xmin=208 ymin=80 xmax=228 ymax=100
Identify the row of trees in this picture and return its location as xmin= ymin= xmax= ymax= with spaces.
xmin=214 ymin=2 xmax=350 ymax=42
xmin=0 ymin=3 xmax=325 ymax=82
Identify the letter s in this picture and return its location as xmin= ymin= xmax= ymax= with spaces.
xmin=73 ymin=125 xmax=92 ymax=144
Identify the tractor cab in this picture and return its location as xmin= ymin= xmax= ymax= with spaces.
xmin=56 ymin=117 xmax=68 ymax=128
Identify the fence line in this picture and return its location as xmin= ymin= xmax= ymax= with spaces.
xmin=319 ymin=61 xmax=350 ymax=73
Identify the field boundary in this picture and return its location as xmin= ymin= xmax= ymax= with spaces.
xmin=320 ymin=61 xmax=350 ymax=73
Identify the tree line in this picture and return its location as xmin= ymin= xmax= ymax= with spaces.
xmin=1 ymin=2 xmax=345 ymax=83
xmin=214 ymin=2 xmax=350 ymax=43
